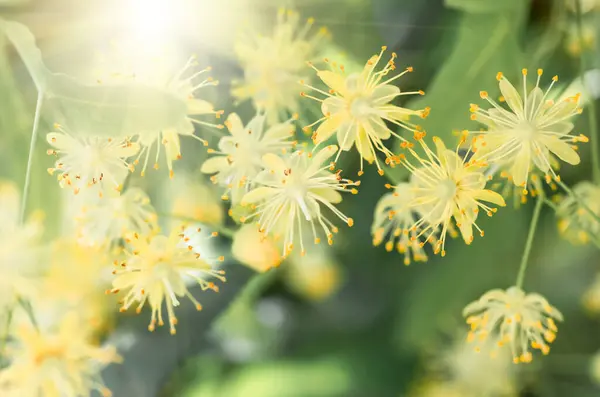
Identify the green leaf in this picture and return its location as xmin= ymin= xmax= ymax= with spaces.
xmin=0 ymin=18 xmax=190 ymax=137
xmin=445 ymin=0 xmax=522 ymax=13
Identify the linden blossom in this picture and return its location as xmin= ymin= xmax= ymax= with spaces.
xmin=240 ymin=145 xmax=359 ymax=258
xmin=469 ymin=68 xmax=588 ymax=188
xmin=463 ymin=286 xmax=563 ymax=364
xmin=392 ymin=133 xmax=505 ymax=257
xmin=46 ymin=124 xmax=139 ymax=196
xmin=232 ymin=8 xmax=330 ymax=125
xmin=300 ymin=46 xmax=430 ymax=176
xmin=201 ymin=112 xmax=298 ymax=205
xmin=371 ymin=182 xmax=433 ymax=265
xmin=107 ymin=226 xmax=226 ymax=335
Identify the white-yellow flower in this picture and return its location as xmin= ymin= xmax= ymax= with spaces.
xmin=556 ymin=181 xmax=600 ymax=244
xmin=396 ymin=134 xmax=505 ymax=256
xmin=46 ymin=125 xmax=139 ymax=195
xmin=0 ymin=313 xmax=119 ymax=397
xmin=232 ymin=8 xmax=329 ymax=124
xmin=36 ymin=240 xmax=114 ymax=333
xmin=132 ymin=56 xmax=224 ymax=178
xmin=232 ymin=224 xmax=282 ymax=272
xmin=470 ymin=69 xmax=587 ymax=187
xmin=0 ymin=181 xmax=43 ymax=311
xmin=75 ymin=187 xmax=158 ymax=247
xmin=108 ymin=226 xmax=226 ymax=335
xmin=463 ymin=286 xmax=563 ymax=364
xmin=201 ymin=112 xmax=297 ymax=204
xmin=371 ymin=182 xmax=430 ymax=265
xmin=94 ymin=44 xmax=223 ymax=178
xmin=167 ymin=173 xmax=224 ymax=226
xmin=301 ymin=46 xmax=429 ymax=175
xmin=240 ymin=145 xmax=359 ymax=257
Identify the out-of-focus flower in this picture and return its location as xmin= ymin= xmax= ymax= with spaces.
xmin=232 ymin=224 xmax=281 ymax=272
xmin=590 ymin=350 xmax=600 ymax=385
xmin=108 ymin=226 xmax=226 ymax=334
xmin=463 ymin=286 xmax=563 ymax=364
xmin=240 ymin=145 xmax=358 ymax=258
xmin=565 ymin=0 xmax=600 ymax=13
xmin=0 ymin=181 xmax=43 ymax=311
xmin=565 ymin=22 xmax=596 ymax=56
xmin=301 ymin=46 xmax=429 ymax=175
xmin=582 ymin=273 xmax=600 ymax=314
xmin=396 ymin=134 xmax=505 ymax=256
xmin=46 ymin=125 xmax=139 ymax=196
xmin=74 ymin=188 xmax=158 ymax=247
xmin=94 ymin=43 xmax=223 ymax=177
xmin=371 ymin=182 xmax=430 ymax=265
xmin=284 ymin=247 xmax=343 ymax=301
xmin=556 ymin=181 xmax=600 ymax=244
xmin=232 ymin=9 xmax=329 ymax=125
xmin=35 ymin=240 xmax=114 ymax=333
xmin=201 ymin=112 xmax=297 ymax=204
xmin=0 ymin=313 xmax=120 ymax=397
xmin=168 ymin=174 xmax=224 ymax=226
xmin=470 ymin=69 xmax=586 ymax=187
xmin=409 ymin=382 xmax=465 ymax=397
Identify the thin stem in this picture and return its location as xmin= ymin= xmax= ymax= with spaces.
xmin=158 ymin=212 xmax=237 ymax=238
xmin=19 ymin=92 xmax=44 ymax=224
xmin=576 ymin=0 xmax=600 ymax=183
xmin=516 ymin=190 xmax=544 ymax=288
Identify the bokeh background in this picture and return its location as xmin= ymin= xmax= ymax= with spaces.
xmin=1 ymin=0 xmax=600 ymax=396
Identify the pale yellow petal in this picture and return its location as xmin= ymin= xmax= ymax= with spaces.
xmin=510 ymin=146 xmax=531 ymax=186
xmin=371 ymin=85 xmax=400 ymax=105
xmin=540 ymin=136 xmax=581 ymax=165
xmin=311 ymin=188 xmax=343 ymax=204
xmin=226 ymin=113 xmax=245 ymax=136
xmin=262 ymin=153 xmax=287 ymax=171
xmin=471 ymin=189 xmax=506 ymax=207
xmin=232 ymin=225 xmax=280 ymax=272
xmin=314 ymin=113 xmax=344 ymax=144
xmin=200 ymin=156 xmax=229 ymax=174
xmin=187 ymin=99 xmax=214 ymax=115
xmin=499 ymin=77 xmax=524 ymax=116
xmin=46 ymin=132 xmax=76 ymax=150
xmin=336 ymin=121 xmax=356 ymax=151
xmin=241 ymin=187 xmax=277 ymax=206
xmin=317 ymin=71 xmax=347 ymax=96
xmin=355 ymin=127 xmax=374 ymax=162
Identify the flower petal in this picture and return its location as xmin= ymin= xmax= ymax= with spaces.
xmin=200 ymin=156 xmax=229 ymax=174
xmin=47 ymin=132 xmax=76 ymax=150
xmin=187 ymin=99 xmax=214 ymax=115
xmin=472 ymin=189 xmax=506 ymax=207
xmin=336 ymin=121 xmax=357 ymax=151
xmin=314 ymin=113 xmax=344 ymax=144
xmin=540 ymin=136 xmax=580 ymax=165
xmin=355 ymin=127 xmax=374 ymax=162
xmin=372 ymin=85 xmax=400 ymax=105
xmin=226 ymin=113 xmax=245 ymax=136
xmin=317 ymin=71 xmax=347 ymax=96
xmin=241 ymin=187 xmax=277 ymax=206
xmin=510 ymin=146 xmax=531 ymax=186
xmin=262 ymin=153 xmax=287 ymax=171
xmin=499 ymin=77 xmax=524 ymax=116
xmin=311 ymin=188 xmax=343 ymax=204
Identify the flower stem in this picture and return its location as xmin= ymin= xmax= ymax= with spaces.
xmin=157 ymin=212 xmax=237 ymax=238
xmin=19 ymin=92 xmax=44 ymax=224
xmin=576 ymin=0 xmax=600 ymax=183
xmin=516 ymin=190 xmax=544 ymax=288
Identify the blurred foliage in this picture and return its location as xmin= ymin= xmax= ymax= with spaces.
xmin=1 ymin=0 xmax=600 ymax=396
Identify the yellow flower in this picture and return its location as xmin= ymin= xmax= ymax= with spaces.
xmin=168 ymin=173 xmax=224 ymax=226
xmin=301 ymin=46 xmax=429 ymax=175
xmin=591 ymin=350 xmax=600 ymax=386
xmin=285 ymin=247 xmax=343 ymax=301
xmin=240 ymin=145 xmax=359 ymax=258
xmin=582 ymin=273 xmax=600 ymax=314
xmin=36 ymin=240 xmax=114 ymax=333
xmin=232 ymin=224 xmax=282 ymax=272
xmin=371 ymin=182 xmax=430 ymax=265
xmin=470 ymin=69 xmax=586 ymax=187
xmin=94 ymin=44 xmax=224 ymax=178
xmin=0 ymin=312 xmax=119 ymax=397
xmin=556 ymin=181 xmax=600 ymax=244
xmin=75 ymin=188 xmax=158 ymax=247
xmin=395 ymin=134 xmax=505 ymax=256
xmin=463 ymin=286 xmax=563 ymax=364
xmin=46 ymin=125 xmax=139 ymax=196
xmin=108 ymin=226 xmax=226 ymax=335
xmin=201 ymin=112 xmax=297 ymax=204
xmin=232 ymin=8 xmax=329 ymax=124
xmin=0 ymin=181 xmax=43 ymax=311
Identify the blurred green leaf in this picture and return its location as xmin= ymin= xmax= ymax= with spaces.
xmin=0 ymin=18 xmax=190 ymax=138
xmin=445 ymin=0 xmax=522 ymax=13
